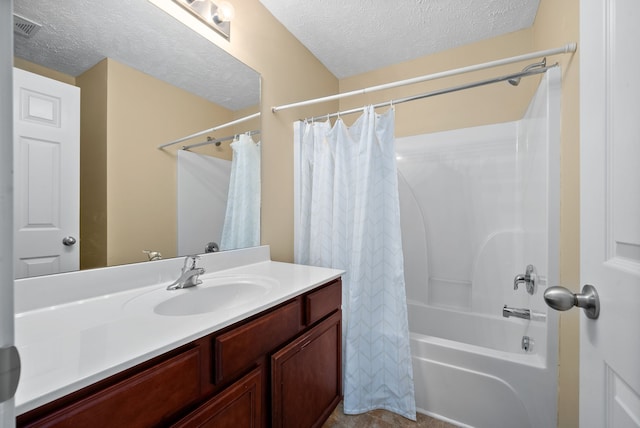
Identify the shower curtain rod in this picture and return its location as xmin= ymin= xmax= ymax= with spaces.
xmin=305 ymin=64 xmax=556 ymax=122
xmin=271 ymin=43 xmax=576 ymax=113
xmin=182 ymin=129 xmax=260 ymax=150
xmin=157 ymin=112 xmax=261 ymax=149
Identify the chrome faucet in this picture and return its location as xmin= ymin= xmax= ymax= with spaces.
xmin=502 ymin=305 xmax=531 ymax=320
xmin=167 ymin=255 xmax=205 ymax=290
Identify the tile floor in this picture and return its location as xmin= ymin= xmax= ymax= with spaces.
xmin=322 ymin=402 xmax=458 ymax=428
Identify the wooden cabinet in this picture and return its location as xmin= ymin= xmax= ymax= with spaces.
xmin=17 ymin=278 xmax=342 ymax=428
xmin=18 ymin=346 xmax=203 ymax=428
xmin=213 ymin=300 xmax=303 ymax=384
xmin=173 ymin=366 xmax=262 ymax=428
xmin=272 ymin=311 xmax=342 ymax=428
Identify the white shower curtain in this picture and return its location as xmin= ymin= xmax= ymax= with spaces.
xmin=220 ymin=133 xmax=261 ymax=250
xmin=295 ymin=106 xmax=416 ymax=420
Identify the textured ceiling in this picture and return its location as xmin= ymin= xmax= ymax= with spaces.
xmin=259 ymin=0 xmax=541 ymax=78
xmin=13 ymin=0 xmax=259 ymax=111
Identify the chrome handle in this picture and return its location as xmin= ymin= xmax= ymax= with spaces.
xmin=0 ymin=346 xmax=20 ymax=403
xmin=187 ymin=254 xmax=200 ymax=269
xmin=513 ymin=264 xmax=537 ymax=295
xmin=543 ymin=284 xmax=600 ymax=319
xmin=62 ymin=236 xmax=77 ymax=246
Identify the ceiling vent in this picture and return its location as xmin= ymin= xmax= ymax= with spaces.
xmin=13 ymin=14 xmax=41 ymax=38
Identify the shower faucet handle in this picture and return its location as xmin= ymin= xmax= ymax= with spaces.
xmin=513 ymin=264 xmax=537 ymax=295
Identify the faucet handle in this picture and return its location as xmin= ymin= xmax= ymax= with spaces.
xmin=180 ymin=254 xmax=201 ymax=272
xmin=186 ymin=254 xmax=200 ymax=269
xmin=513 ymin=264 xmax=537 ymax=295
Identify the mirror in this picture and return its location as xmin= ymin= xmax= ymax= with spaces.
xmin=13 ymin=0 xmax=261 ymax=277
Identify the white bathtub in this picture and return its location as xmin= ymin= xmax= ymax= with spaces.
xmin=397 ymin=69 xmax=561 ymax=427
xmin=408 ymin=302 xmax=557 ymax=428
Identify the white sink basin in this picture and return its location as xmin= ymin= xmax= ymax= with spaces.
xmin=125 ymin=275 xmax=278 ymax=316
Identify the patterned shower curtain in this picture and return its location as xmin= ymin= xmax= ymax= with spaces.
xmin=220 ymin=133 xmax=261 ymax=250
xmin=294 ymin=106 xmax=416 ymax=420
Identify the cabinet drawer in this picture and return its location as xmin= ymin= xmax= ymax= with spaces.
xmin=21 ymin=346 xmax=202 ymax=428
xmin=305 ymin=279 xmax=341 ymax=325
xmin=214 ymin=300 xmax=302 ymax=383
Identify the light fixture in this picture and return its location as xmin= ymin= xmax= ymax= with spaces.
xmin=172 ymin=0 xmax=234 ymax=40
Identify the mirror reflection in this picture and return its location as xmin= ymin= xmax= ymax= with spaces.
xmin=13 ymin=0 xmax=261 ymax=279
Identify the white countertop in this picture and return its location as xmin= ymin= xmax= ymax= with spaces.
xmin=14 ymin=250 xmax=343 ymax=415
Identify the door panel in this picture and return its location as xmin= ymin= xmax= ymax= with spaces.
xmin=13 ymin=68 xmax=80 ymax=279
xmin=580 ymin=0 xmax=640 ymax=426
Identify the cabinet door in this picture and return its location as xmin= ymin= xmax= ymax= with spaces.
xmin=173 ymin=366 xmax=262 ymax=428
xmin=272 ymin=311 xmax=342 ymax=428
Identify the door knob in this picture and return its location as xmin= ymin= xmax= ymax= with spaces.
xmin=62 ymin=236 xmax=77 ymax=246
xmin=0 ymin=346 xmax=20 ymax=403
xmin=543 ymin=284 xmax=600 ymax=319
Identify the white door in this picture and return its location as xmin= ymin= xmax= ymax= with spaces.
xmin=0 ymin=1 xmax=17 ymax=424
xmin=580 ymin=0 xmax=640 ymax=426
xmin=13 ymin=68 xmax=80 ymax=279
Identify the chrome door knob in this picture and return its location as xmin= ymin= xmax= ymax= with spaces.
xmin=0 ymin=346 xmax=20 ymax=403
xmin=543 ymin=284 xmax=600 ymax=319
xmin=62 ymin=236 xmax=77 ymax=246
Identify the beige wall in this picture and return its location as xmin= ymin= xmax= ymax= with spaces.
xmin=76 ymin=60 xmax=108 ymax=269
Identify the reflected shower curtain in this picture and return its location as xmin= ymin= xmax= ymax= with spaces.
xmin=220 ymin=133 xmax=260 ymax=250
xmin=295 ymin=106 xmax=416 ymax=420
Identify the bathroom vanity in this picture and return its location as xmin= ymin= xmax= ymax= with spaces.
xmin=14 ymin=247 xmax=343 ymax=427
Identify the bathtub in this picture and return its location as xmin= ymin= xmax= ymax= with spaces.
xmin=397 ymin=69 xmax=561 ymax=427
xmin=408 ymin=302 xmax=557 ymax=428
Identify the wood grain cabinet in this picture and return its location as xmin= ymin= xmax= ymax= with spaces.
xmin=17 ymin=278 xmax=342 ymax=428
xmin=172 ymin=366 xmax=262 ymax=428
xmin=272 ymin=311 xmax=342 ymax=428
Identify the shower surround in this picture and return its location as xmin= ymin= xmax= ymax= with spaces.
xmin=397 ymin=68 xmax=560 ymax=428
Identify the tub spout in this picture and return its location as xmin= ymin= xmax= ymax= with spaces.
xmin=502 ymin=305 xmax=531 ymax=320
